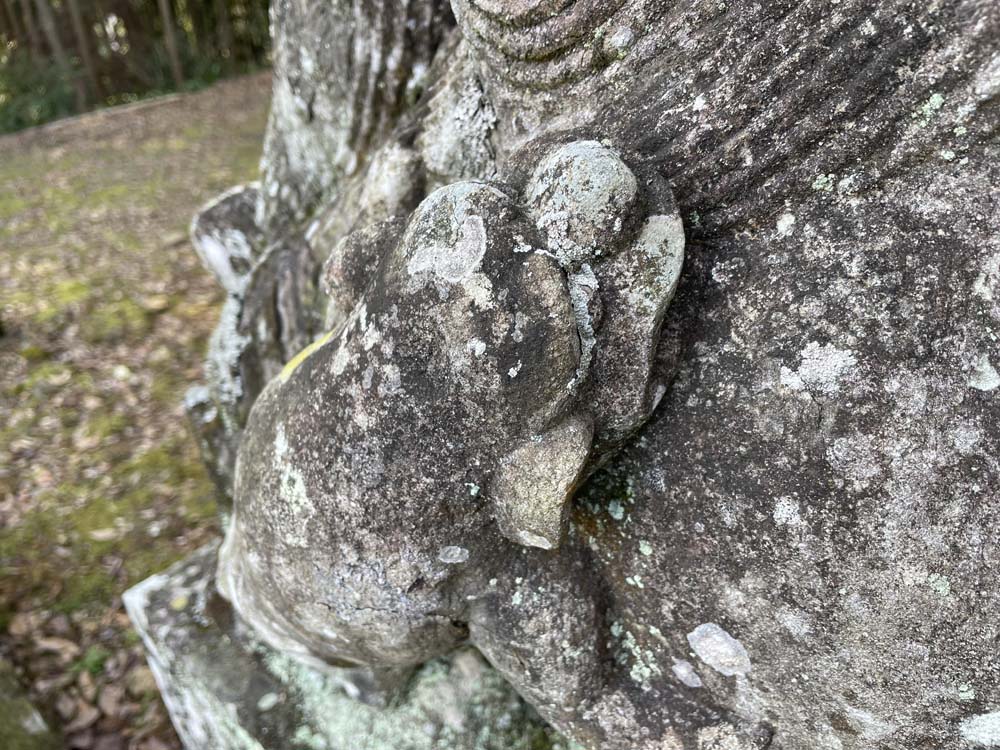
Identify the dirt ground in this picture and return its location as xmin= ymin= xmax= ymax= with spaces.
xmin=0 ymin=72 xmax=272 ymax=750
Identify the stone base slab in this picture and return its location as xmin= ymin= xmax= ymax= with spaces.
xmin=124 ymin=543 xmax=570 ymax=750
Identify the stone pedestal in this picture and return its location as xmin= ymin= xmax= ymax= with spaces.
xmin=124 ymin=543 xmax=569 ymax=750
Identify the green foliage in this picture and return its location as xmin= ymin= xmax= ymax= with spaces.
xmin=72 ymin=645 xmax=111 ymax=676
xmin=0 ymin=49 xmax=78 ymax=133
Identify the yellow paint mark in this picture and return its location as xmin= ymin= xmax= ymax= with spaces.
xmin=279 ymin=328 xmax=338 ymax=382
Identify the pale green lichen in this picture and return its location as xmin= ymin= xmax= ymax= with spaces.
xmin=610 ymin=625 xmax=661 ymax=691
xmin=293 ymin=726 xmax=328 ymax=749
xmin=927 ymin=573 xmax=951 ymax=597
xmin=263 ymin=645 xmax=562 ymax=750
xmin=912 ymin=93 xmax=945 ymax=127
xmin=647 ymin=626 xmax=667 ymax=644
xmin=811 ymin=174 xmax=836 ymax=192
xmin=958 ymin=683 xmax=977 ymax=702
xmin=257 ymin=693 xmax=280 ymax=711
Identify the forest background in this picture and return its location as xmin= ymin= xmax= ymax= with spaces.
xmin=0 ymin=0 xmax=270 ymax=132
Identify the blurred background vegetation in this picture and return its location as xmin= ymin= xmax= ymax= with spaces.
xmin=0 ymin=0 xmax=270 ymax=133
xmin=0 ymin=0 xmax=272 ymax=729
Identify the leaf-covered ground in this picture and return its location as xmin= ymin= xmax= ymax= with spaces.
xmin=0 ymin=72 xmax=271 ymax=750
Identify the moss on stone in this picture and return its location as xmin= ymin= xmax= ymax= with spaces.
xmin=0 ymin=662 xmax=61 ymax=750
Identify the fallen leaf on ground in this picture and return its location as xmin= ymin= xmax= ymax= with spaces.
xmin=35 ymin=636 xmax=82 ymax=660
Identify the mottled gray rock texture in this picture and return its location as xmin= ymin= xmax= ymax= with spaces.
xmin=165 ymin=1 xmax=1000 ymax=749
xmin=217 ymin=140 xmax=713 ymax=748
xmin=123 ymin=544 xmax=567 ymax=750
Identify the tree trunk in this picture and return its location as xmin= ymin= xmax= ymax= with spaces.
xmin=2 ymin=0 xmax=22 ymax=48
xmin=64 ymin=0 xmax=100 ymax=102
xmin=156 ymin=0 xmax=183 ymax=89
xmin=32 ymin=0 xmax=84 ymax=110
xmin=107 ymin=0 xmax=159 ymax=90
xmin=212 ymin=0 xmax=234 ymax=69
xmin=147 ymin=2 xmax=1000 ymax=750
xmin=173 ymin=0 xmax=208 ymax=64
xmin=17 ymin=0 xmax=42 ymax=58
xmin=30 ymin=0 xmax=68 ymax=67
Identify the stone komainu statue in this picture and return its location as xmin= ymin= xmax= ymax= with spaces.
xmin=181 ymin=1 xmax=1000 ymax=748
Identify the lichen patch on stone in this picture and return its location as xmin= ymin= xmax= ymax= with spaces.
xmin=968 ymin=354 xmax=1000 ymax=391
xmin=960 ymin=711 xmax=1000 ymax=748
xmin=780 ymin=341 xmax=858 ymax=397
xmin=686 ymin=623 xmax=752 ymax=677
xmin=671 ymin=659 xmax=703 ymax=688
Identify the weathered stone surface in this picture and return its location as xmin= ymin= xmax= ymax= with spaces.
xmin=124 ymin=543 xmax=568 ymax=750
xmin=258 ymin=0 xmax=454 ymax=233
xmin=190 ymin=184 xmax=265 ymax=297
xmin=216 ymin=131 xmax=782 ymax=748
xmin=153 ymin=1 xmax=1000 ymax=749
xmin=184 ymin=184 xmax=274 ymax=504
